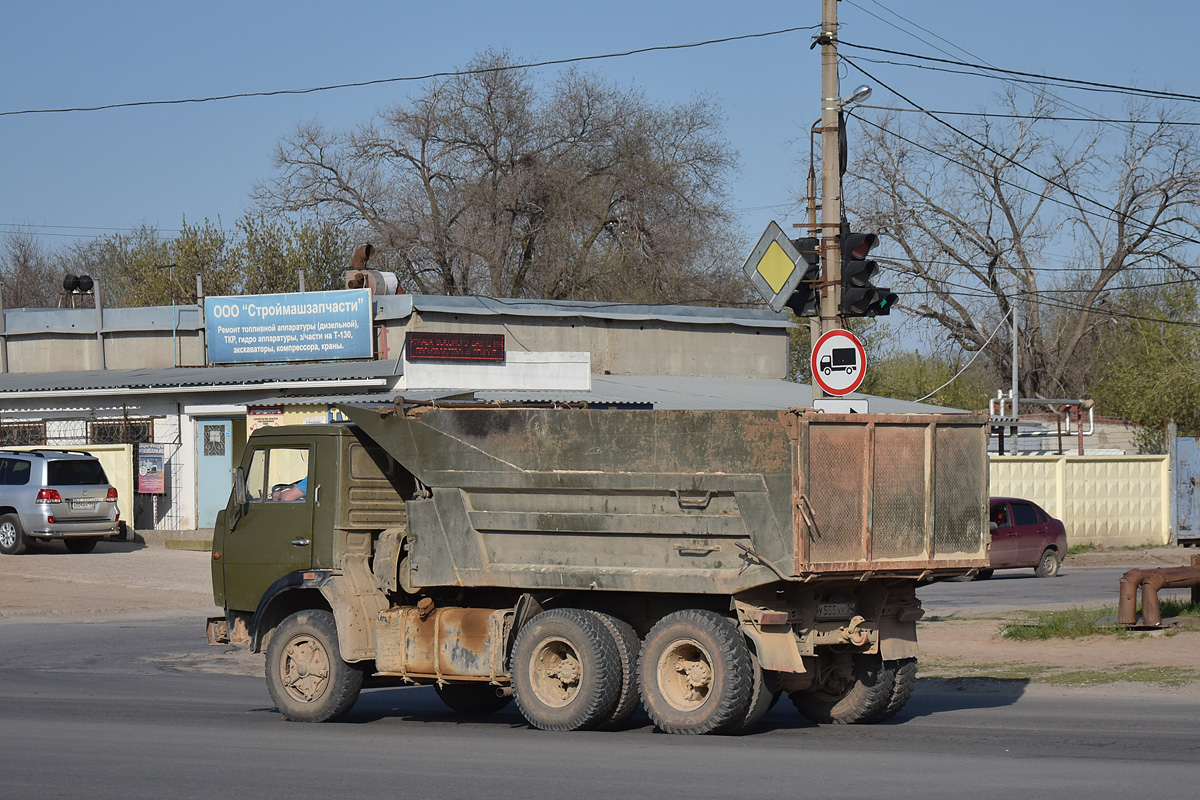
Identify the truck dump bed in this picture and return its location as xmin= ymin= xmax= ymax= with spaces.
xmin=340 ymin=405 xmax=989 ymax=594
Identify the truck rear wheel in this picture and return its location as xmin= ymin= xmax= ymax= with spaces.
xmin=0 ymin=514 xmax=29 ymax=555
xmin=639 ymin=609 xmax=753 ymax=735
xmin=878 ymin=657 xmax=918 ymax=722
xmin=729 ymin=653 xmax=781 ymax=734
xmin=434 ymin=683 xmax=512 ymax=714
xmin=511 ymin=608 xmax=621 ymax=731
xmin=790 ymin=654 xmax=895 ymax=724
xmin=586 ymin=611 xmax=642 ymax=731
xmin=265 ymin=609 xmax=364 ymax=723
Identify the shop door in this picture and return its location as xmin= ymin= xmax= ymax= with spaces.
xmin=196 ymin=419 xmax=233 ymax=530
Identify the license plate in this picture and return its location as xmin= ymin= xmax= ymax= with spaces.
xmin=816 ymin=602 xmax=855 ymax=619
xmin=71 ymin=502 xmax=97 ymax=512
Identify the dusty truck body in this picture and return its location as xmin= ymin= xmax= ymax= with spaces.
xmin=208 ymin=403 xmax=989 ymax=734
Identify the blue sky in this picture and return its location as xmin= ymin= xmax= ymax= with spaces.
xmin=2 ymin=1 xmax=1194 ymax=254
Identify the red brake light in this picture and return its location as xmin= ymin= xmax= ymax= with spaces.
xmin=36 ymin=489 xmax=62 ymax=504
xmin=106 ymin=487 xmax=118 ymax=502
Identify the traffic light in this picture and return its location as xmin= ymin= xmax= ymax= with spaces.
xmin=784 ymin=237 xmax=821 ymax=317
xmin=840 ymin=231 xmax=898 ymax=317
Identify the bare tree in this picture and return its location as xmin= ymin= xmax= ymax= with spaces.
xmin=255 ymin=50 xmax=747 ymax=304
xmin=2 ymin=230 xmax=59 ymax=308
xmin=849 ymin=94 xmax=1200 ymax=399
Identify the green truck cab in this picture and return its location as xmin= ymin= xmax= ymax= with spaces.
xmin=209 ymin=403 xmax=989 ymax=734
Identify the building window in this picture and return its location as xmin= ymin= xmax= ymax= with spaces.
xmin=0 ymin=423 xmax=47 ymax=446
xmin=88 ymin=418 xmax=153 ymax=444
xmin=202 ymin=425 xmax=226 ymax=457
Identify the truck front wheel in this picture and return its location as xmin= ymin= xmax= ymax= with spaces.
xmin=639 ymin=609 xmax=753 ymax=735
xmin=265 ymin=609 xmax=364 ymax=722
xmin=790 ymin=653 xmax=895 ymax=724
xmin=511 ymin=608 xmax=621 ymax=731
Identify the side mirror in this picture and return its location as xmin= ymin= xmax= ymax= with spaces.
xmin=229 ymin=467 xmax=248 ymax=530
xmin=235 ymin=466 xmax=247 ymax=506
xmin=989 ymin=520 xmax=998 ymax=531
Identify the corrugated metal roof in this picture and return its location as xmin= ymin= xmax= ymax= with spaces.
xmin=375 ymin=294 xmax=791 ymax=329
xmin=478 ymin=374 xmax=962 ymax=413
xmin=0 ymin=360 xmax=402 ymax=394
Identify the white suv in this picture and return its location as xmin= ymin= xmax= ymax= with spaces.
xmin=0 ymin=450 xmax=121 ymax=555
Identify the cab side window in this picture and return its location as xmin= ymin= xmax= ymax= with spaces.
xmin=245 ymin=447 xmax=310 ymax=504
xmin=991 ymin=504 xmax=1011 ymax=528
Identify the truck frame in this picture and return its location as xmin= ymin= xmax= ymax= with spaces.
xmin=208 ymin=402 xmax=988 ymax=734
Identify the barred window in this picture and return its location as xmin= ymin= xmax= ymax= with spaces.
xmin=0 ymin=423 xmax=46 ymax=446
xmin=88 ymin=419 xmax=153 ymax=444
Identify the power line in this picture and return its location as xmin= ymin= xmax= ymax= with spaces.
xmin=841 ymin=58 xmax=1200 ymax=249
xmin=0 ymin=26 xmax=819 ymax=118
xmin=839 ymin=40 xmax=1200 ymax=105
xmin=859 ymin=104 xmax=1200 ymax=126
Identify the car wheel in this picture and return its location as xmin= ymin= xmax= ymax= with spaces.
xmin=639 ymin=609 xmax=753 ymax=735
xmin=65 ymin=538 xmax=98 ymax=554
xmin=434 ymin=683 xmax=512 ymax=714
xmin=511 ymin=608 xmax=621 ymax=731
xmin=1034 ymin=548 xmax=1061 ymax=578
xmin=0 ymin=514 xmax=29 ymax=556
xmin=265 ymin=609 xmax=364 ymax=722
xmin=790 ymin=654 xmax=896 ymax=724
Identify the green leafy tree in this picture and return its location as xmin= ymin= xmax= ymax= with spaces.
xmin=1090 ymin=285 xmax=1200 ymax=451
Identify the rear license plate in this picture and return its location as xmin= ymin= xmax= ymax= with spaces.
xmin=816 ymin=602 xmax=855 ymax=619
xmin=71 ymin=502 xmax=97 ymax=512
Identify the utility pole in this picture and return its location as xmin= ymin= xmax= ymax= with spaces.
xmin=813 ymin=0 xmax=842 ymax=399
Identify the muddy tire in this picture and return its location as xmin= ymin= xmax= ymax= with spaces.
xmin=511 ymin=608 xmax=621 ymax=731
xmin=729 ymin=653 xmax=781 ymax=734
xmin=877 ymin=657 xmax=918 ymax=722
xmin=790 ymin=654 xmax=896 ymax=725
xmin=64 ymin=538 xmax=98 ymax=554
xmin=265 ymin=609 xmax=364 ymax=722
xmin=434 ymin=683 xmax=512 ymax=714
xmin=0 ymin=514 xmax=29 ymax=556
xmin=586 ymin=611 xmax=642 ymax=731
xmin=639 ymin=609 xmax=753 ymax=735
xmin=1034 ymin=548 xmax=1060 ymax=578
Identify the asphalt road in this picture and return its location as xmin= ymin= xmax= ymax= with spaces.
xmin=917 ymin=565 xmax=1197 ymax=617
xmin=2 ymin=613 xmax=1198 ymax=800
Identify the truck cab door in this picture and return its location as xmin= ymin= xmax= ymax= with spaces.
xmin=220 ymin=442 xmax=315 ymax=613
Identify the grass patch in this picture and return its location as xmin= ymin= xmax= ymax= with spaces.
xmin=1001 ymin=607 xmax=1120 ymax=640
xmin=1066 ymin=543 xmax=1098 ymax=556
xmin=1043 ymin=667 xmax=1199 ymax=688
xmin=1001 ymin=601 xmax=1200 ymax=640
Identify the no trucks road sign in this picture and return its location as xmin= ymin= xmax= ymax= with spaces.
xmin=811 ymin=329 xmax=866 ymax=396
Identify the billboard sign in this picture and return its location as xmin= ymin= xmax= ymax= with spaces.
xmin=137 ymin=443 xmax=165 ymax=495
xmin=206 ymin=289 xmax=373 ymax=364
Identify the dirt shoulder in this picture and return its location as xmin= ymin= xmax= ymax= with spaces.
xmin=0 ymin=542 xmax=218 ymax=622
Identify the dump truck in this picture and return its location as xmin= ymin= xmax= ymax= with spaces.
xmin=207 ymin=402 xmax=989 ymax=734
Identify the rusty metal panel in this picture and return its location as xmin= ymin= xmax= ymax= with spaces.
xmin=872 ymin=424 xmax=928 ymax=560
xmin=375 ymin=606 xmax=509 ymax=679
xmin=806 ymin=423 xmax=866 ymax=563
xmin=933 ymin=424 xmax=987 ymax=555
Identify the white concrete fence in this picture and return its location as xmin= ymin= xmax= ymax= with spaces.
xmin=990 ymin=454 xmax=1171 ymax=548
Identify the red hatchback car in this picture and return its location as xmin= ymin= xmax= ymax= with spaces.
xmin=983 ymin=497 xmax=1068 ymax=579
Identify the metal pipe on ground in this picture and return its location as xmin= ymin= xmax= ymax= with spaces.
xmin=1117 ymin=560 xmax=1200 ymax=627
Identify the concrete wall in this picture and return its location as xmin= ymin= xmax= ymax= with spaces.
xmin=990 ymin=454 xmax=1171 ymax=547
xmin=396 ymin=311 xmax=788 ymax=379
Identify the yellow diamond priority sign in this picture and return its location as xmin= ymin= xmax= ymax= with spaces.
xmin=742 ymin=221 xmax=805 ymax=312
